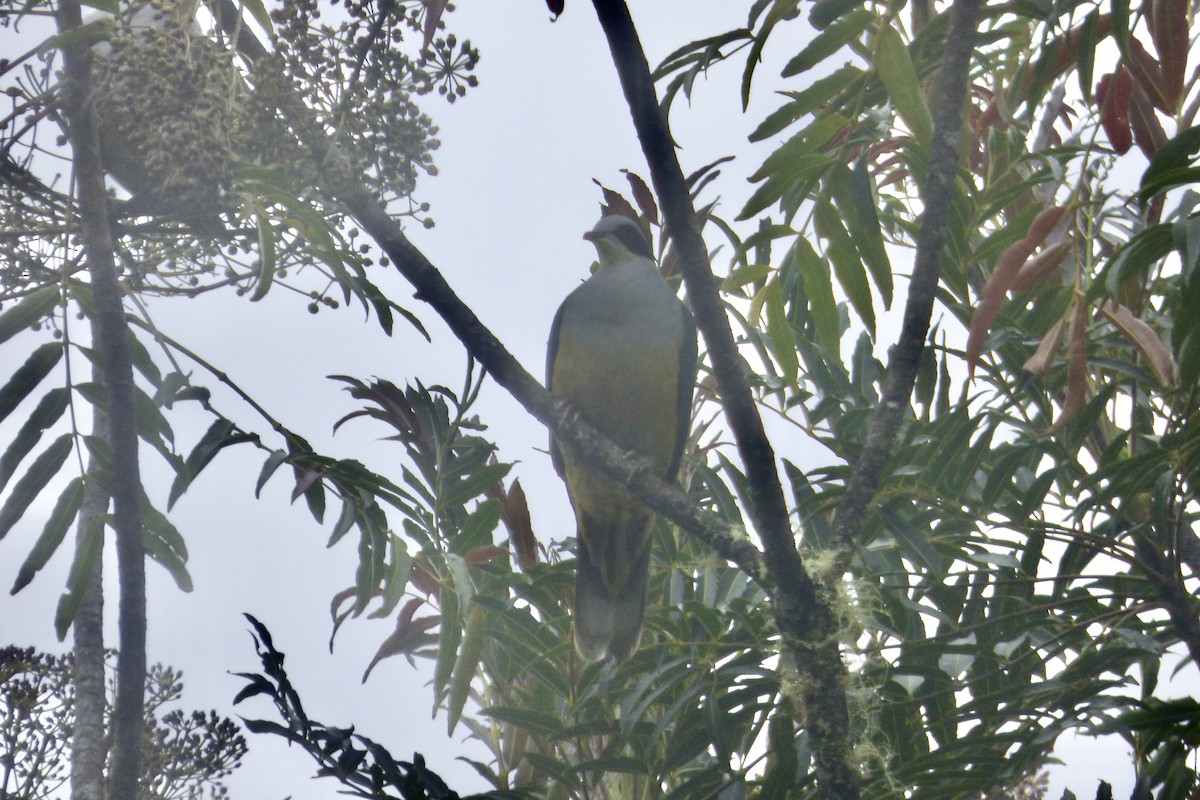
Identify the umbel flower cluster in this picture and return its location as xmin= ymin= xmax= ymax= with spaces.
xmin=0 ymin=0 xmax=478 ymax=299
xmin=95 ymin=0 xmax=245 ymax=221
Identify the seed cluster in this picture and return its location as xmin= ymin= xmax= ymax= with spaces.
xmin=95 ymin=0 xmax=245 ymax=219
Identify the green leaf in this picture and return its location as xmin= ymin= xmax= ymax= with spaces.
xmin=739 ymin=154 xmax=833 ymax=220
xmin=781 ymin=8 xmax=871 ymax=77
xmin=55 ymin=511 xmax=104 ymax=641
xmin=0 ymin=388 xmax=69 ymax=496
xmin=1091 ymin=224 xmax=1174 ymax=299
xmin=143 ymin=499 xmax=192 ymax=592
xmin=0 ymin=285 xmax=59 ymax=346
xmin=447 ymin=602 xmax=486 ymax=735
xmin=433 ymin=582 xmax=462 ymax=705
xmin=810 ymin=0 xmax=865 ymax=29
xmin=249 ymin=204 xmax=278 ymax=301
xmin=1138 ymin=126 xmax=1200 ymax=201
xmin=741 ymin=0 xmax=796 ymax=109
xmin=168 ymin=419 xmax=255 ymax=509
xmin=0 ymin=343 xmax=63 ymax=426
xmin=0 ymin=434 xmax=73 ymax=542
xmin=480 ymin=706 xmax=565 ymax=738
xmin=764 ymin=278 xmax=799 ymax=384
xmin=751 ymin=67 xmax=861 ymax=141
xmin=830 ymin=160 xmax=893 ymax=306
xmin=440 ymin=462 xmax=510 ymax=511
xmin=373 ymin=534 xmax=411 ymax=617
xmin=328 ymin=495 xmax=358 ymax=547
xmin=793 ymin=238 xmax=841 ymax=353
xmin=11 ymin=476 xmax=84 ymax=594
xmin=254 ymin=449 xmax=289 ymax=498
xmin=875 ymin=24 xmax=933 ymax=144
xmin=1076 ymin=9 xmax=1099 ymax=102
xmin=815 ymin=198 xmax=876 ymax=336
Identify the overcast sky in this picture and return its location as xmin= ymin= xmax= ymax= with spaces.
xmin=0 ymin=2 xmax=1147 ymax=797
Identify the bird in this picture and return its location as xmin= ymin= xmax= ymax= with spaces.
xmin=547 ymin=214 xmax=697 ymax=663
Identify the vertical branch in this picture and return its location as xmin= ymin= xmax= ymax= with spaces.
xmin=54 ymin=4 xmax=147 ymax=798
xmin=70 ymin=412 xmax=108 ymax=800
xmin=587 ymin=2 xmax=857 ymax=796
xmin=830 ymin=0 xmax=983 ymax=556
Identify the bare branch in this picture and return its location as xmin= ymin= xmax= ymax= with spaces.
xmin=52 ymin=3 xmax=146 ymax=797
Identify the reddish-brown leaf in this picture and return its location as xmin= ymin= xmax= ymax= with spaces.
xmin=1097 ymin=69 xmax=1134 ymax=155
xmin=290 ymin=466 xmax=323 ymax=503
xmin=421 ymin=0 xmax=450 ymax=51
xmin=1126 ymin=37 xmax=1172 ymax=113
xmin=623 ymin=170 xmax=659 ymax=224
xmin=967 ymin=246 xmax=1030 ymax=377
xmin=463 ymin=544 xmax=508 ymax=566
xmin=592 ymin=179 xmax=640 ymax=224
xmin=1150 ymin=0 xmax=1187 ymax=107
xmin=1025 ymin=205 xmax=1069 ymax=249
xmin=410 ymin=556 xmax=440 ymax=598
xmin=1045 ymin=300 xmax=1090 ymax=435
xmin=976 ymin=15 xmax=1112 ymax=135
xmin=1023 ymin=315 xmax=1068 ymax=376
xmin=363 ymin=613 xmax=441 ymax=680
xmin=1013 ymin=239 xmax=1072 ymax=293
xmin=966 ymin=206 xmax=1067 ymax=376
xmin=1130 ymin=83 xmax=1169 ymax=159
xmin=1097 ymin=301 xmax=1176 ymax=385
xmin=490 ymin=479 xmax=538 ymax=570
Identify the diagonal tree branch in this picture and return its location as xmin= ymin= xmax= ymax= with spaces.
xmin=53 ymin=4 xmax=147 ymax=798
xmin=830 ymin=0 xmax=983 ymax=561
xmin=587 ymin=1 xmax=857 ymax=796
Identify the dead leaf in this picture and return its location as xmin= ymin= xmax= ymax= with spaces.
xmin=491 ymin=479 xmax=538 ymax=570
xmin=1130 ymin=82 xmax=1169 ymax=159
xmin=1097 ymin=300 xmax=1176 ymax=385
xmin=1013 ymin=239 xmax=1072 ymax=293
xmin=1149 ymin=0 xmax=1187 ymax=108
xmin=1126 ymin=36 xmax=1172 ymax=113
xmin=1024 ymin=315 xmax=1068 ymax=376
xmin=1097 ymin=68 xmax=1133 ymax=155
xmin=1045 ymin=300 xmax=1089 ymax=435
xmin=966 ymin=206 xmax=1068 ymax=376
xmin=362 ymin=612 xmax=441 ymax=680
xmin=622 ymin=170 xmax=658 ymax=224
xmin=421 ymin=0 xmax=450 ymax=51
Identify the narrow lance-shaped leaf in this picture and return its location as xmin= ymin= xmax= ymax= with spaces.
xmin=1023 ymin=315 xmax=1068 ymax=377
xmin=875 ymin=23 xmax=933 ymax=145
xmin=815 ymin=197 xmax=876 ymax=336
xmin=1012 ymin=239 xmax=1072 ymax=293
xmin=1096 ymin=301 xmax=1175 ymax=386
xmin=0 ymin=434 xmax=73 ymax=542
xmin=11 ymin=476 xmax=85 ymax=594
xmin=764 ymin=278 xmax=799 ymax=385
xmin=793 ymin=237 xmax=841 ymax=354
xmin=55 ymin=512 xmax=104 ymax=641
xmin=446 ymin=602 xmax=486 ymax=735
xmin=967 ymin=206 xmax=1068 ymax=376
xmin=1149 ymin=0 xmax=1187 ymax=108
xmin=0 ymin=388 xmax=69 ymax=496
xmin=0 ymin=285 xmax=59 ymax=346
xmin=250 ymin=204 xmax=278 ymax=302
xmin=0 ymin=342 xmax=63 ymax=426
xmin=781 ymin=7 xmax=871 ymax=77
xmin=1045 ymin=300 xmax=1090 ymax=435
